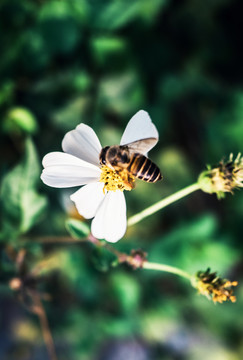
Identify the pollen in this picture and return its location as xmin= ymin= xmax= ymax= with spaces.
xmin=194 ymin=268 xmax=238 ymax=304
xmin=198 ymin=153 xmax=243 ymax=198
xmin=99 ymin=165 xmax=135 ymax=193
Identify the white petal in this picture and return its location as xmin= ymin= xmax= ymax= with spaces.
xmin=62 ymin=124 xmax=102 ymax=166
xmin=120 ymin=110 xmax=159 ymax=153
xmin=70 ymin=182 xmax=105 ymax=219
xmin=42 ymin=152 xmax=100 ymax=170
xmin=41 ymin=152 xmax=100 ymax=188
xmin=91 ymin=191 xmax=127 ymax=243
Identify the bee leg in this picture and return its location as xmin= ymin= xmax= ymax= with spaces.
xmin=123 ymin=180 xmax=135 ymax=190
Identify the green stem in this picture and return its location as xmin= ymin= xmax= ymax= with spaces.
xmin=128 ymin=182 xmax=200 ymax=226
xmin=143 ymin=261 xmax=192 ymax=281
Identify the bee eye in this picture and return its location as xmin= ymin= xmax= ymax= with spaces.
xmin=102 ymin=158 xmax=106 ymax=165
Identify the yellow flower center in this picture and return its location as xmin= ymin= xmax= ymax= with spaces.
xmin=99 ymin=165 xmax=135 ymax=193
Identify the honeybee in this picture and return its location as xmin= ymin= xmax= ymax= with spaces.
xmin=99 ymin=110 xmax=162 ymax=183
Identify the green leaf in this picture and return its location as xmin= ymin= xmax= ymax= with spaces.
xmin=110 ymin=272 xmax=141 ymax=314
xmin=3 ymin=107 xmax=38 ymax=135
xmin=148 ymin=214 xmax=239 ymax=274
xmin=39 ymin=2 xmax=81 ymax=55
xmin=65 ymin=218 xmax=90 ymax=239
xmin=0 ymin=138 xmax=47 ymax=235
xmin=52 ymin=96 xmax=90 ymax=131
xmin=55 ymin=248 xmax=99 ymax=302
xmin=94 ymin=0 xmax=168 ymax=30
xmin=99 ymin=72 xmax=144 ymax=115
xmin=94 ymin=2 xmax=139 ymax=30
xmin=90 ymin=36 xmax=127 ymax=66
xmin=22 ymin=138 xmax=41 ymax=188
xmin=0 ymin=81 xmax=14 ymax=107
xmin=91 ymin=246 xmax=117 ymax=272
xmin=20 ymin=190 xmax=47 ymax=233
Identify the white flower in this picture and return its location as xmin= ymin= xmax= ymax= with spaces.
xmin=41 ymin=110 xmax=159 ymax=242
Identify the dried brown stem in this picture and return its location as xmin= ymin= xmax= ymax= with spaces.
xmin=24 ymin=236 xmax=79 ymax=244
xmin=30 ymin=291 xmax=58 ymax=360
xmin=88 ymin=234 xmax=128 ymax=261
xmin=87 ymin=234 xmax=146 ymax=268
xmin=22 ymin=233 xmax=143 ymax=268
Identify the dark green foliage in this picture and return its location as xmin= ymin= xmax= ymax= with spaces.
xmin=65 ymin=218 xmax=90 ymax=240
xmin=1 ymin=138 xmax=47 ymax=239
xmin=0 ymin=0 xmax=243 ymax=359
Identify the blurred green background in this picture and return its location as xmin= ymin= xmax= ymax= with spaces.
xmin=0 ymin=0 xmax=243 ymax=359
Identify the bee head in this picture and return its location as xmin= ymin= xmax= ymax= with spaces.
xmin=100 ymin=146 xmax=130 ymax=167
xmin=99 ymin=146 xmax=110 ymax=165
xmin=106 ymin=146 xmax=119 ymax=166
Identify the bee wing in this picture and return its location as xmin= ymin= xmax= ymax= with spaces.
xmin=120 ymin=110 xmax=159 ymax=154
xmin=125 ymin=138 xmax=158 ymax=155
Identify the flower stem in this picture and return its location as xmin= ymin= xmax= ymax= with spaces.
xmin=143 ymin=261 xmax=192 ymax=281
xmin=128 ymin=182 xmax=200 ymax=226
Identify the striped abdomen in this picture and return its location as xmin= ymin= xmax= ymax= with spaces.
xmin=127 ymin=153 xmax=162 ymax=183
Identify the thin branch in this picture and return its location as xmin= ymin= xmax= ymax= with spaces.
xmin=128 ymin=182 xmax=200 ymax=226
xmin=88 ymin=234 xmax=129 ymax=263
xmin=30 ymin=291 xmax=58 ymax=360
xmin=142 ymin=261 xmax=192 ymax=280
xmin=21 ymin=236 xmax=82 ymax=244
